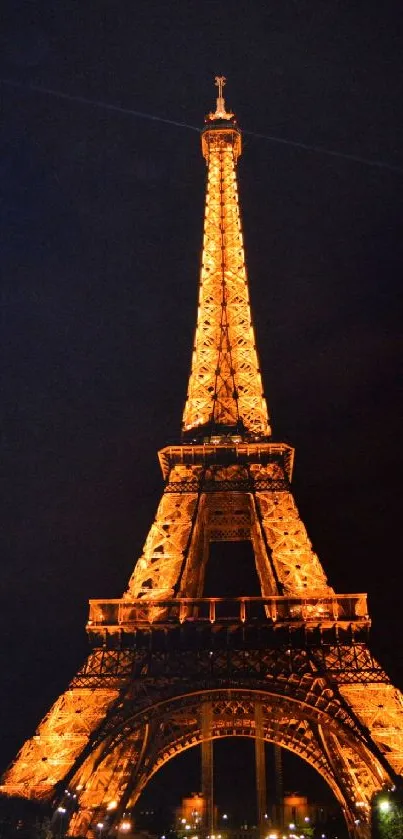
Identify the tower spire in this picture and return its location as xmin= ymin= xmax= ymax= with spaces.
xmin=210 ymin=75 xmax=234 ymax=120
xmin=183 ymin=78 xmax=271 ymax=440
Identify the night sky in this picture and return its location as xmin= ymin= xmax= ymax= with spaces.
xmin=1 ymin=0 xmax=403 ymax=823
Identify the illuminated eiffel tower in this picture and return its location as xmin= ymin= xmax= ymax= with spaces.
xmin=2 ymin=79 xmax=403 ymax=839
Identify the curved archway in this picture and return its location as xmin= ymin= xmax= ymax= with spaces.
xmin=135 ymin=733 xmax=347 ymax=837
xmin=67 ymin=687 xmax=387 ymax=838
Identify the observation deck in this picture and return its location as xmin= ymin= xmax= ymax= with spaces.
xmin=158 ymin=441 xmax=295 ymax=481
xmin=87 ymin=594 xmax=370 ymax=648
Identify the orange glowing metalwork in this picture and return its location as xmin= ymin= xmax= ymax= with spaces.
xmin=182 ymin=83 xmax=269 ymax=438
xmin=1 ymin=81 xmax=403 ymax=839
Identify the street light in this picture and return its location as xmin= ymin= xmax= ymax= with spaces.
xmin=96 ymin=823 xmax=104 ymax=836
xmin=57 ymin=807 xmax=67 ymax=838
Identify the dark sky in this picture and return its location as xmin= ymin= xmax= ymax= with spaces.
xmin=1 ymin=0 xmax=403 ymax=822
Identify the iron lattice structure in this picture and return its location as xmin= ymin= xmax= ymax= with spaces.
xmin=182 ymin=103 xmax=269 ymax=438
xmin=2 ymin=80 xmax=403 ymax=839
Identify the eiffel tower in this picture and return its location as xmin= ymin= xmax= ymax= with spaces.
xmin=2 ymin=78 xmax=403 ymax=839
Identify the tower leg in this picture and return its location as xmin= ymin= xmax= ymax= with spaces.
xmin=254 ymin=703 xmax=266 ymax=839
xmin=202 ymin=702 xmax=214 ymax=839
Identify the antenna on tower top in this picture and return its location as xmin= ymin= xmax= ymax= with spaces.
xmin=215 ymin=75 xmax=226 ymax=105
xmin=209 ymin=75 xmax=234 ymax=121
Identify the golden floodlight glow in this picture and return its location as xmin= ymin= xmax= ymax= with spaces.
xmin=182 ymin=98 xmax=270 ymax=438
xmin=1 ymin=78 xmax=403 ymax=839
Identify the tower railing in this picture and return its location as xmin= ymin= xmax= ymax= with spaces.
xmin=87 ymin=593 xmax=369 ymax=634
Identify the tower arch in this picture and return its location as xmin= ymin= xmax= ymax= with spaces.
xmin=66 ymin=684 xmax=386 ymax=839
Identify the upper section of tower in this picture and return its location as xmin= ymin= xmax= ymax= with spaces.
xmin=182 ymin=78 xmax=271 ymax=442
xmin=201 ymin=75 xmax=242 ymax=163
